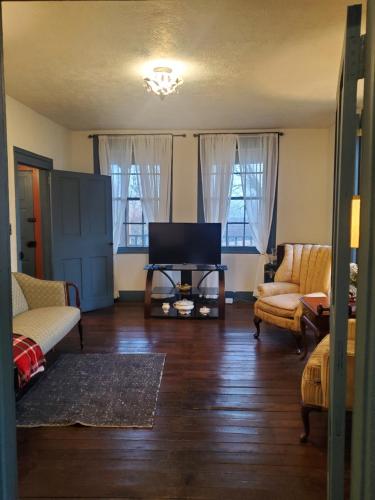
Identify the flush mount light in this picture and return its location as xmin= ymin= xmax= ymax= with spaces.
xmin=143 ymin=66 xmax=184 ymax=99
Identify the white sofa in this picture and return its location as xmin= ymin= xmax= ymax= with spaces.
xmin=12 ymin=272 xmax=82 ymax=354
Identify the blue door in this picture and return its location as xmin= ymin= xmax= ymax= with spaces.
xmin=50 ymin=171 xmax=114 ymax=312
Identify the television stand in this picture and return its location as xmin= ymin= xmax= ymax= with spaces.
xmin=144 ymin=264 xmax=228 ymax=320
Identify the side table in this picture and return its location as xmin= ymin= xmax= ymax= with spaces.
xmin=300 ymin=296 xmax=330 ymax=359
xmin=300 ymin=295 xmax=356 ymax=359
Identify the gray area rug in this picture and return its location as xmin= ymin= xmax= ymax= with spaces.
xmin=16 ymin=353 xmax=165 ymax=428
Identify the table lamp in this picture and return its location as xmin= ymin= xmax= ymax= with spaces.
xmin=351 ymin=195 xmax=360 ymax=248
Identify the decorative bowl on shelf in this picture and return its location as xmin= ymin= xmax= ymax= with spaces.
xmin=162 ymin=302 xmax=171 ymax=313
xmin=176 ymin=282 xmax=192 ymax=292
xmin=199 ymin=306 xmax=210 ymax=316
xmin=173 ymin=299 xmax=194 ymax=315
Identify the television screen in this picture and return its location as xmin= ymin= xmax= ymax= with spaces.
xmin=149 ymin=223 xmax=221 ymax=264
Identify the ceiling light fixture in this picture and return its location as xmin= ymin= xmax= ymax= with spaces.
xmin=143 ymin=66 xmax=183 ymax=99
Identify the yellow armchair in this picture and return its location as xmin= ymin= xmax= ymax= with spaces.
xmin=253 ymin=244 xmax=331 ymax=352
xmin=300 ymin=319 xmax=356 ymax=442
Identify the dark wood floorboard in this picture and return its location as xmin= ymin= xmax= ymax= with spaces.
xmin=17 ymin=302 xmax=329 ymax=499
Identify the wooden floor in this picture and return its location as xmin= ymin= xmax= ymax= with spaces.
xmin=17 ymin=302 xmax=329 ymax=499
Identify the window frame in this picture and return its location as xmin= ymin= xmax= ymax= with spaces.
xmin=197 ymin=144 xmax=278 ymax=254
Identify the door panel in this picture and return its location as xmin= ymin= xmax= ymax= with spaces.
xmin=17 ymin=170 xmax=36 ymax=276
xmin=51 ymin=171 xmax=114 ymax=312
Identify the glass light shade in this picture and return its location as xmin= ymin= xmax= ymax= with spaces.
xmin=143 ymin=66 xmax=183 ymax=98
xmin=350 ymin=195 xmax=360 ymax=248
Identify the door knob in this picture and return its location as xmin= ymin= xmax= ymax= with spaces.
xmin=26 ymin=241 xmax=37 ymax=248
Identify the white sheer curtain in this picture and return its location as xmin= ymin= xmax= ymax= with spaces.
xmin=132 ymin=135 xmax=172 ymax=223
xmin=200 ymin=134 xmax=237 ymax=291
xmin=99 ymin=135 xmax=132 ymax=297
xmin=238 ymin=133 xmax=278 ymax=294
xmin=200 ymin=134 xmax=237 ymax=231
xmin=133 ymin=135 xmax=173 ymax=292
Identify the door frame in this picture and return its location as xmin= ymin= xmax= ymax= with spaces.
xmin=0 ymin=2 xmax=17 ymax=499
xmin=350 ymin=1 xmax=375 ymax=498
xmin=14 ymin=147 xmax=53 ymax=278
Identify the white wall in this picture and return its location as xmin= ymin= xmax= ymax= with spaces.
xmin=6 ymin=101 xmax=334 ymax=289
xmin=6 ymin=95 xmax=71 ymax=268
xmin=69 ymin=127 xmax=334 ymax=292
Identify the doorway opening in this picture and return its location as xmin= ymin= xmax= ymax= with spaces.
xmin=14 ymin=147 xmax=53 ymax=280
xmin=17 ymin=165 xmax=43 ymax=278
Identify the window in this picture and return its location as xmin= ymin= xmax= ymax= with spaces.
xmin=94 ymin=134 xmax=172 ymax=254
xmin=222 ymin=163 xmax=261 ymax=248
xmin=198 ymin=156 xmax=277 ymax=253
xmin=117 ymin=165 xmax=149 ymax=249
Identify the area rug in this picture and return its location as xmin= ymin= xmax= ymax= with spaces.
xmin=16 ymin=353 xmax=166 ymax=428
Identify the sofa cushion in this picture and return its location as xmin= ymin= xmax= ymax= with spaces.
xmin=256 ymin=293 xmax=302 ymax=319
xmin=13 ymin=306 xmax=80 ymax=354
xmin=12 ymin=274 xmax=29 ymax=317
xmin=13 ymin=273 xmax=67 ymax=309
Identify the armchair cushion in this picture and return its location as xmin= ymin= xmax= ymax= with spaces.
xmin=256 ymin=293 xmax=302 ymax=319
xmin=257 ymin=282 xmax=299 ymax=298
xmin=13 ymin=306 xmax=80 ymax=354
xmin=13 ymin=273 xmax=67 ymax=309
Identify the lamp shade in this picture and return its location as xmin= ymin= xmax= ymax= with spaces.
xmin=350 ymin=195 xmax=360 ymax=248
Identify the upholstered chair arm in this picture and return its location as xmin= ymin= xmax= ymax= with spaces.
xmin=321 ymin=332 xmax=356 ymax=409
xmin=256 ymin=281 xmax=300 ymax=298
xmin=13 ymin=273 xmax=67 ymax=309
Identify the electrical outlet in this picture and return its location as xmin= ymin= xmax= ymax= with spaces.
xmin=225 ymin=297 xmax=233 ymax=304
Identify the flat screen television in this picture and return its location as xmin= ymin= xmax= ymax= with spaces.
xmin=149 ymin=223 xmax=221 ymax=265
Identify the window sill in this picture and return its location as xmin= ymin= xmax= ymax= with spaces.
xmin=117 ymin=247 xmax=148 ymax=254
xmin=221 ymin=247 xmax=259 ymax=254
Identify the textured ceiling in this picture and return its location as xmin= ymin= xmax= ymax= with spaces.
xmin=2 ymin=0 xmax=364 ymax=130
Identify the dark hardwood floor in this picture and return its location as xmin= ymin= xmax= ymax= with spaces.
xmin=17 ymin=302 xmax=328 ymax=499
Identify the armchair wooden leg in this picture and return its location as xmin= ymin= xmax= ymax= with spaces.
xmin=254 ymin=316 xmax=262 ymax=339
xmin=78 ymin=319 xmax=84 ymax=350
xmin=300 ymin=404 xmax=312 ymax=443
xmin=300 ymin=404 xmax=321 ymax=443
xmin=295 ymin=334 xmax=303 ymax=355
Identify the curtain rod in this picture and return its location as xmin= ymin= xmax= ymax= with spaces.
xmin=193 ymin=131 xmax=284 ymax=137
xmin=88 ymin=133 xmax=186 ymax=139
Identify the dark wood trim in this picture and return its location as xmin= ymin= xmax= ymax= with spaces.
xmin=13 ymin=146 xmax=53 ymax=171
xmin=0 ymin=3 xmax=18 ymax=498
xmin=14 ymin=148 xmax=53 ymax=277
